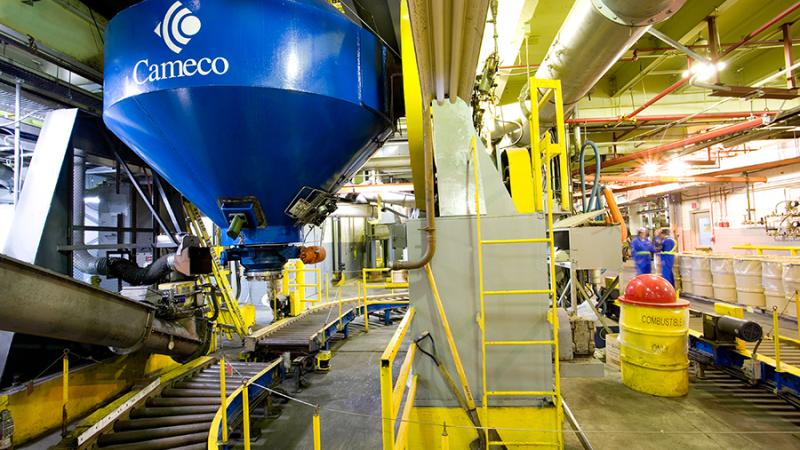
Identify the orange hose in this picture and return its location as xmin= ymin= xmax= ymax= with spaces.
xmin=603 ymin=186 xmax=628 ymax=242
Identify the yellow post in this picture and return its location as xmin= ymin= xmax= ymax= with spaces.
xmin=362 ymin=279 xmax=369 ymax=332
xmin=796 ymin=292 xmax=800 ymax=338
xmin=313 ymin=407 xmax=322 ymax=450
xmin=380 ymin=355 xmax=394 ymax=450
xmin=296 ymin=260 xmax=306 ymax=303
xmin=61 ymin=350 xmax=68 ymax=436
xmin=220 ymin=357 xmax=228 ymax=443
xmin=242 ymin=382 xmax=251 ymax=450
xmin=337 ymin=286 xmax=343 ymax=331
xmin=325 ymin=273 xmax=330 ymax=303
xmin=773 ymin=306 xmax=782 ymax=373
xmin=440 ymin=422 xmax=449 ymax=450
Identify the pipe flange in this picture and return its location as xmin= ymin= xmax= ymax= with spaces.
xmin=591 ymin=0 xmax=683 ymax=27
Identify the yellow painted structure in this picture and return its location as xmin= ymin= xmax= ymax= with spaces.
xmin=505 ymin=148 xmax=535 ymax=213
xmin=619 ymin=303 xmax=690 ymax=397
xmin=408 ymin=407 xmax=561 ymax=449
xmin=400 ymin=0 xmax=425 ymax=210
xmin=0 ymin=353 xmax=179 ymax=445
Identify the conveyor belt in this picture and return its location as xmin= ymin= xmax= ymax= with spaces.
xmin=95 ymin=361 xmax=270 ymax=450
xmin=246 ymin=294 xmax=409 ymax=353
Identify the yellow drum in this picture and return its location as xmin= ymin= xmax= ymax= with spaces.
xmin=619 ymin=274 xmax=689 ymax=397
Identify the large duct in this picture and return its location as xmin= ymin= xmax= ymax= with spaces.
xmin=0 ymin=254 xmax=209 ymax=361
xmin=520 ymin=0 xmax=687 ymax=129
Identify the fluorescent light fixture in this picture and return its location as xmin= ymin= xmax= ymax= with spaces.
xmin=84 ymin=196 xmax=101 ymax=204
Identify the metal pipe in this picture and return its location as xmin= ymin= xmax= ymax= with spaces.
xmin=722 ymin=1 xmax=800 ymax=56
xmin=528 ymin=0 xmax=687 ymax=126
xmin=783 ymin=23 xmax=797 ymax=89
xmin=600 ymin=117 xmax=765 ymax=170
xmin=13 ymin=81 xmax=20 ymax=205
xmin=431 ymin=0 xmax=445 ymax=103
xmin=449 ymin=0 xmax=465 ymax=103
xmin=390 ymin=113 xmax=435 ymax=270
xmin=567 ymin=111 xmax=774 ymax=124
xmin=0 ymin=253 xmax=209 ymax=360
xmin=624 ymin=77 xmax=688 ymax=120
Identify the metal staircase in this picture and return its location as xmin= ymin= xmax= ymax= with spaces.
xmin=183 ymin=201 xmax=248 ymax=338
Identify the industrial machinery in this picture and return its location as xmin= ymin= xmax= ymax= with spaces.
xmin=763 ymin=199 xmax=800 ymax=239
xmin=102 ymin=0 xmax=395 ymax=317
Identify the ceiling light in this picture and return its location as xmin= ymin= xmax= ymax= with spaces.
xmin=641 ymin=162 xmax=660 ymax=176
xmin=84 ymin=196 xmax=100 ymax=204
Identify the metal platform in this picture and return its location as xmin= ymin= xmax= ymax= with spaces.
xmin=245 ymin=293 xmax=409 ymax=353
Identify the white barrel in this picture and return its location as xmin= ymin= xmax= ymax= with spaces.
xmin=679 ymin=254 xmax=693 ymax=295
xmin=692 ymin=255 xmax=714 ymax=298
xmin=781 ymin=262 xmax=800 ymax=318
xmin=710 ymin=255 xmax=737 ymax=303
xmin=733 ymin=257 xmax=765 ymax=307
xmin=763 ymin=258 xmax=787 ymax=314
xmin=620 ymin=259 xmax=637 ymax=293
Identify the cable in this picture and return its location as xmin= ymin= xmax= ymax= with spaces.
xmin=579 ymin=141 xmax=602 ymax=213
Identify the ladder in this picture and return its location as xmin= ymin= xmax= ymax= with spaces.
xmin=183 ymin=201 xmax=248 ymax=338
xmin=471 ymin=136 xmax=563 ymax=449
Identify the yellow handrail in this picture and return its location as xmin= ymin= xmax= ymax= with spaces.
xmin=380 ymin=307 xmax=416 ymax=450
xmin=733 ymin=244 xmax=800 ymax=256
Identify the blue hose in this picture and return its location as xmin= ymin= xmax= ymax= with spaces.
xmin=579 ymin=140 xmax=603 ymax=213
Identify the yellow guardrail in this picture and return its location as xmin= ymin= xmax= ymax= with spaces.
xmin=208 ymin=357 xmax=284 ymax=449
xmin=380 ymin=307 xmax=417 ymax=450
xmin=733 ymin=244 xmax=800 ymax=256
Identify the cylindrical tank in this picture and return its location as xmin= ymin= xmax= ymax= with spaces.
xmin=763 ymin=257 xmax=788 ymax=313
xmin=734 ymin=257 xmax=765 ymax=307
xmin=691 ymin=255 xmax=714 ymax=298
xmin=679 ymin=254 xmax=693 ymax=295
xmin=619 ymin=274 xmax=689 ymax=397
xmin=781 ymin=262 xmax=800 ymax=318
xmin=710 ymin=255 xmax=737 ymax=303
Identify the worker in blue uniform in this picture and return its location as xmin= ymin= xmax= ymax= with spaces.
xmin=631 ymin=228 xmax=654 ymax=275
xmin=658 ymin=228 xmax=677 ymax=287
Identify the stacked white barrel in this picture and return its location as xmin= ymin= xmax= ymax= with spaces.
xmin=763 ymin=257 xmax=788 ymax=314
xmin=710 ymin=255 xmax=737 ymax=303
xmin=691 ymin=255 xmax=714 ymax=298
xmin=679 ymin=254 xmax=693 ymax=295
xmin=733 ymin=257 xmax=765 ymax=307
xmin=782 ymin=262 xmax=800 ymax=318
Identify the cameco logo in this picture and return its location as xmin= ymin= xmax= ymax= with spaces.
xmin=155 ymin=1 xmax=201 ymax=54
xmin=133 ymin=1 xmax=230 ymax=85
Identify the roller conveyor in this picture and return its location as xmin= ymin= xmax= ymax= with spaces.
xmin=246 ymin=294 xmax=409 ymax=353
xmin=94 ymin=361 xmax=271 ymax=450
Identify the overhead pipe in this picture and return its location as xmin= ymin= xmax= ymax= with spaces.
xmin=449 ymin=0 xmax=466 ymax=103
xmin=0 ymin=254 xmax=209 ymax=361
xmin=722 ymin=1 xmax=800 ymax=56
xmin=521 ymin=0 xmax=687 ymax=128
xmin=621 ymin=3 xmax=800 ymax=120
xmin=600 ymin=117 xmax=766 ymax=170
xmin=566 ymin=111 xmax=775 ymax=124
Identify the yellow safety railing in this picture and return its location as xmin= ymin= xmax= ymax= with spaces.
xmin=380 ymin=307 xmax=417 ymax=450
xmin=283 ymin=260 xmax=327 ymax=307
xmin=733 ymin=244 xmax=800 ymax=256
xmin=361 ymin=267 xmax=410 ymax=333
xmin=208 ymin=357 xmax=289 ymax=449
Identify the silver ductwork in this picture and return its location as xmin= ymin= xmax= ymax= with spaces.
xmin=0 ymin=254 xmax=209 ymax=361
xmin=72 ymin=149 xmax=100 ymax=275
xmin=519 ymin=0 xmax=687 ymax=130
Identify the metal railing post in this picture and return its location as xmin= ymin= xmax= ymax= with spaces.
xmin=61 ymin=349 xmax=69 ymax=436
xmin=220 ymin=357 xmax=228 ymax=443
xmin=773 ymin=306 xmax=782 ymax=373
xmin=441 ymin=422 xmax=449 ymax=450
xmin=242 ymin=381 xmax=251 ymax=450
xmin=313 ymin=407 xmax=322 ymax=450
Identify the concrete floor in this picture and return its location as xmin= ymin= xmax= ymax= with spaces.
xmin=240 ymin=314 xmax=800 ymax=450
